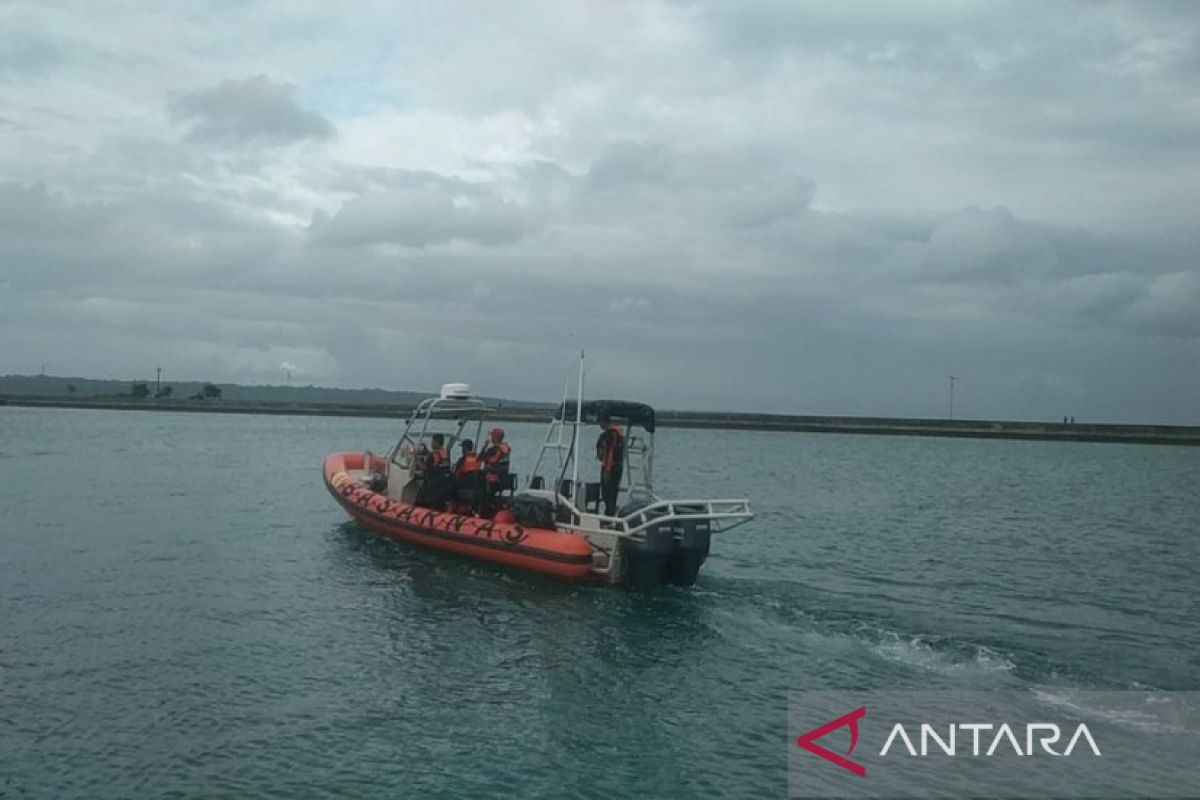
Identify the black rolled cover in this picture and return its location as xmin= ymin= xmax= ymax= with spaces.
xmin=555 ymin=400 xmax=656 ymax=433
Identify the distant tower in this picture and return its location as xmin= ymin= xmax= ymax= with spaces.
xmin=156 ymin=366 xmax=162 ymax=396
xmin=948 ymin=375 xmax=957 ymax=420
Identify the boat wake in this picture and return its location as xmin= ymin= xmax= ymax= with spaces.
xmin=1030 ymin=689 xmax=1194 ymax=733
xmin=697 ymin=574 xmax=1021 ymax=687
xmin=867 ymin=631 xmax=1016 ymax=678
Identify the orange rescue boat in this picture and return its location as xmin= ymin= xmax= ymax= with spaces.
xmin=324 ymin=450 xmax=593 ymax=580
xmin=323 ymin=380 xmax=752 ymax=586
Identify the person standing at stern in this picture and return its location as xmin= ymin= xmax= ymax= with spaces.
xmin=595 ymin=415 xmax=624 ymax=516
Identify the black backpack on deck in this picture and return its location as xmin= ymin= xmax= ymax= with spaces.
xmin=511 ymin=494 xmax=556 ymax=529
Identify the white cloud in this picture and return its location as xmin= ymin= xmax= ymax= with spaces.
xmin=309 ymin=181 xmax=536 ymax=248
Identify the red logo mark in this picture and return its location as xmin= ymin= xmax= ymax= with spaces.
xmin=796 ymin=706 xmax=867 ymax=777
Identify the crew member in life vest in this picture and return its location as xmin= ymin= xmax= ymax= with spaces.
xmin=480 ymin=427 xmax=512 ymax=495
xmin=454 ymin=439 xmax=482 ymax=479
xmin=595 ymin=415 xmax=625 ymax=516
xmin=453 ymin=439 xmax=485 ymax=512
xmin=423 ymin=433 xmax=450 ymax=478
xmin=415 ymin=433 xmax=453 ymax=509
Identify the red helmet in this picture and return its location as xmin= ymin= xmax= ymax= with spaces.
xmin=490 ymin=427 xmax=505 ymax=441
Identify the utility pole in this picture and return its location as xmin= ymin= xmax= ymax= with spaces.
xmin=948 ymin=375 xmax=957 ymax=420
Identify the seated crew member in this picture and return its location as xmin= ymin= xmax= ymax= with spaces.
xmin=423 ymin=433 xmax=450 ymax=477
xmin=453 ymin=439 xmax=485 ymax=512
xmin=595 ymin=415 xmax=625 ymax=516
xmin=415 ymin=433 xmax=453 ymax=508
xmin=480 ymin=427 xmax=512 ymax=508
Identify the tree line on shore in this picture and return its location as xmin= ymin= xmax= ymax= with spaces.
xmin=0 ymin=374 xmax=538 ymax=408
xmin=127 ymin=382 xmax=221 ymax=401
xmin=1 ymin=375 xmax=229 ymax=401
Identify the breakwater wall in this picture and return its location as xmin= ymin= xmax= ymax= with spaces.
xmin=3 ymin=395 xmax=1198 ymax=446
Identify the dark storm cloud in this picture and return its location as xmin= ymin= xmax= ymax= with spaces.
xmin=582 ymin=141 xmax=814 ymax=229
xmin=168 ymin=75 xmax=334 ymax=145
xmin=286 ymin=148 xmax=1194 ymax=359
xmin=875 ymin=207 xmax=1059 ymax=285
xmin=0 ymin=182 xmax=112 ymax=237
xmin=1120 ymin=271 xmax=1200 ymax=338
xmin=4 ymin=138 xmax=1194 ymax=404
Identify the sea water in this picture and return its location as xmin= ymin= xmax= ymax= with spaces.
xmin=1 ymin=406 xmax=1197 ymax=797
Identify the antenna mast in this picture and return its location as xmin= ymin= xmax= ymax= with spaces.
xmin=571 ymin=350 xmax=584 ymax=504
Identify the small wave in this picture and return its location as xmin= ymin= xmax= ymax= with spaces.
xmin=1031 ymin=689 xmax=1191 ymax=733
xmin=869 ymin=632 xmax=1015 ymax=677
xmin=1128 ymin=680 xmax=1166 ymax=691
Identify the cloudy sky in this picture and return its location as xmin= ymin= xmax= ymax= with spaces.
xmin=1 ymin=1 xmax=1197 ymax=422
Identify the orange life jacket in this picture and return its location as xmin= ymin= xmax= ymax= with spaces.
xmin=421 ymin=447 xmax=449 ymax=477
xmin=481 ymin=442 xmax=511 ymax=484
xmin=455 ymin=453 xmax=482 ymax=477
xmin=597 ymin=426 xmax=624 ymax=474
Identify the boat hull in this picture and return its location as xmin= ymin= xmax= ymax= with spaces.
xmin=323 ymin=452 xmax=594 ymax=580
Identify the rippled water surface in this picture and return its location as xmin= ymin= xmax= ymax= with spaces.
xmin=1 ymin=406 xmax=1198 ymax=797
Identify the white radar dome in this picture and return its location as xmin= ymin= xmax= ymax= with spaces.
xmin=440 ymin=382 xmax=471 ymax=399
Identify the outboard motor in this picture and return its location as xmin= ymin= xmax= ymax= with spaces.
xmin=666 ymin=516 xmax=712 ymax=586
xmin=622 ymin=526 xmax=674 ymax=589
xmin=620 ymin=501 xmax=712 ymax=587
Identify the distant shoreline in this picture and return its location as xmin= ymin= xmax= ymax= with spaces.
xmin=4 ymin=395 xmax=1199 ymax=447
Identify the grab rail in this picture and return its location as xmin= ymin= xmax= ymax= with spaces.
xmin=545 ymin=495 xmax=753 ymax=541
